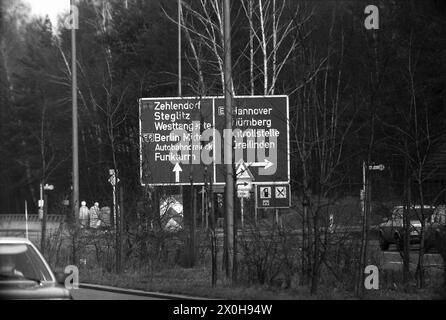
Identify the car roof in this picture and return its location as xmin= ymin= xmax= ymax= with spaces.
xmin=394 ymin=205 xmax=435 ymax=209
xmin=0 ymin=238 xmax=33 ymax=245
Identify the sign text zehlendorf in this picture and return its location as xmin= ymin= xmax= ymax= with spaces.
xmin=139 ymin=96 xmax=289 ymax=186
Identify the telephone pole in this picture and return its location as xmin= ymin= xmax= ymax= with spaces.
xmin=357 ymin=161 xmax=368 ymax=296
xmin=41 ymin=190 xmax=47 ymax=255
xmin=178 ymin=0 xmax=182 ymax=97
xmin=71 ymin=0 xmax=79 ymax=225
xmin=223 ymin=0 xmax=234 ymax=282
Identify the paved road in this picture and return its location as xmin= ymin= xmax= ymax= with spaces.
xmin=70 ymin=288 xmax=164 ymax=300
xmin=377 ymin=244 xmax=443 ymax=272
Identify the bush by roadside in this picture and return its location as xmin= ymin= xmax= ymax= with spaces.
xmin=78 ymin=266 xmax=443 ymax=300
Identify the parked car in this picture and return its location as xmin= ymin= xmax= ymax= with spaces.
xmin=378 ymin=205 xmax=436 ymax=251
xmin=0 ymin=237 xmax=72 ymax=300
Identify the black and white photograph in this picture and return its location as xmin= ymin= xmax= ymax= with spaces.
xmin=0 ymin=0 xmax=445 ymax=307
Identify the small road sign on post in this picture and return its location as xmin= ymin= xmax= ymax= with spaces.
xmin=236 ymin=160 xmax=254 ymax=190
xmin=368 ymin=164 xmax=385 ymax=171
xmin=275 ymin=186 xmax=287 ymax=199
xmin=237 ymin=190 xmax=250 ymax=199
xmin=108 ymin=175 xmax=120 ymax=186
xmin=237 ymin=181 xmax=253 ymax=191
xmin=236 ymin=161 xmax=253 ymax=230
xmin=260 ymin=187 xmax=272 ymax=199
xmin=255 ymin=184 xmax=291 ymax=209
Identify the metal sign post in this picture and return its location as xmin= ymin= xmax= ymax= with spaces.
xmin=358 ymin=161 xmax=368 ymax=296
xmin=200 ymin=186 xmax=205 ymax=229
xmin=109 ymin=169 xmax=120 ymax=230
xmin=113 ymin=185 xmax=116 ymax=229
xmin=236 ymin=161 xmax=253 ymax=231
xmin=241 ymin=198 xmax=245 ymax=231
xmin=40 ymin=183 xmax=43 ymax=207
xmin=41 ymin=184 xmax=54 ymax=255
xmin=109 ymin=169 xmax=122 ymax=273
xmin=357 ymin=162 xmax=385 ymax=295
xmin=254 ymin=207 xmax=258 ymax=226
xmin=71 ymin=0 xmax=79 ymax=227
xmin=25 ymin=200 xmax=28 ymax=240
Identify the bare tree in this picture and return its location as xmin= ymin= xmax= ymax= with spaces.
xmin=240 ymin=0 xmax=305 ymax=95
xmin=379 ymin=27 xmax=444 ymax=289
xmin=290 ymin=4 xmax=359 ymax=294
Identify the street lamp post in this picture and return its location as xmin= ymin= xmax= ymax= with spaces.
xmin=223 ymin=0 xmax=235 ymax=282
xmin=63 ymin=0 xmax=80 ymax=267
xmin=178 ymin=0 xmax=182 ymax=97
xmin=71 ymin=0 xmax=79 ymax=226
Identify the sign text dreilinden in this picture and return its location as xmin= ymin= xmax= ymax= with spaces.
xmin=140 ymin=96 xmax=289 ymax=186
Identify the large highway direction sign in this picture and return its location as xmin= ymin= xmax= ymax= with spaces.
xmin=140 ymin=97 xmax=213 ymax=185
xmin=213 ymin=96 xmax=289 ymax=184
xmin=139 ymin=96 xmax=290 ymax=186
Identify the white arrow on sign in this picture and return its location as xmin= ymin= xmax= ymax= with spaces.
xmin=173 ymin=163 xmax=183 ymax=183
xmin=369 ymin=164 xmax=385 ymax=171
xmin=237 ymin=181 xmax=253 ymax=191
xmin=245 ymin=159 xmax=274 ymax=170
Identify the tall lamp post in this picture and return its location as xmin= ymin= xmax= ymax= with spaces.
xmin=223 ymin=0 xmax=234 ymax=282
xmin=70 ymin=0 xmax=79 ymax=225
xmin=63 ymin=0 xmax=80 ymax=267
xmin=178 ymin=0 xmax=182 ymax=97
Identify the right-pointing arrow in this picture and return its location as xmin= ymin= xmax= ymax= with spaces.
xmin=369 ymin=164 xmax=385 ymax=171
xmin=173 ymin=163 xmax=183 ymax=183
xmin=246 ymin=159 xmax=274 ymax=170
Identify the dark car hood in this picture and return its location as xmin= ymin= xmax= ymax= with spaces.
xmin=0 ymin=280 xmax=72 ymax=300
xmin=379 ymin=220 xmax=422 ymax=227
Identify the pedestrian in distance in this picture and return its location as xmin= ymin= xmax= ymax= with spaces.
xmin=79 ymin=201 xmax=89 ymax=228
xmin=89 ymin=202 xmax=100 ymax=229
xmin=100 ymin=206 xmax=111 ymax=230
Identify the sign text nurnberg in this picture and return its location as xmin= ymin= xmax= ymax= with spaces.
xmin=140 ymin=96 xmax=289 ymax=186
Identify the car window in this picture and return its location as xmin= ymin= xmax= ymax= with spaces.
xmin=392 ymin=207 xmax=434 ymax=220
xmin=0 ymin=244 xmax=52 ymax=281
xmin=432 ymin=207 xmax=446 ymax=224
xmin=391 ymin=208 xmax=403 ymax=219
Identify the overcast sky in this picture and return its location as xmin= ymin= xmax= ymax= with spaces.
xmin=27 ymin=0 xmax=70 ymax=25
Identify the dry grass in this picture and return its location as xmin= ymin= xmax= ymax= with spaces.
xmin=79 ymin=266 xmax=443 ymax=300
